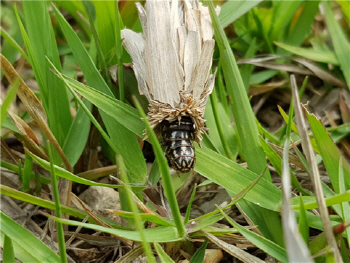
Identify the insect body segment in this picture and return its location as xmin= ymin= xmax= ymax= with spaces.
xmin=162 ymin=116 xmax=196 ymax=173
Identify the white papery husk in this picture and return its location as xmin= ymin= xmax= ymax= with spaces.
xmin=122 ymin=0 xmax=220 ymax=144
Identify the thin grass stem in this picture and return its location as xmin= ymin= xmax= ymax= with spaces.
xmin=47 ymin=144 xmax=67 ymax=263
xmin=116 ymin=155 xmax=155 ymax=262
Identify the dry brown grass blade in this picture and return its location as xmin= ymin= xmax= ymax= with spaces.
xmin=1 ymin=138 xmax=21 ymax=165
xmin=291 ymin=75 xmax=343 ymax=262
xmin=71 ymin=193 xmax=133 ymax=246
xmin=114 ymin=245 xmax=144 ymax=263
xmin=293 ymin=57 xmax=347 ymax=89
xmin=202 ymin=231 xmax=265 ymax=263
xmin=268 ymin=142 xmax=305 ymax=170
xmin=239 ymin=55 xmax=347 ymax=88
xmin=8 ymin=112 xmax=49 ymax=161
xmin=0 ymin=54 xmax=73 ymax=174
xmin=77 ymin=165 xmax=118 ymax=180
xmin=71 ymin=193 xmax=112 ymax=228
xmin=248 ymin=80 xmax=287 ymax=96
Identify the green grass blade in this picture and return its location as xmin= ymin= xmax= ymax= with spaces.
xmin=306 ymin=111 xmax=350 ymax=193
xmin=22 ymin=151 xmax=33 ymax=192
xmin=240 ymin=37 xmax=258 ymax=91
xmin=195 ymin=147 xmax=281 ymax=212
xmin=23 ymin=1 xmax=72 ymax=144
xmin=53 ymin=3 xmax=147 ymax=182
xmin=217 ymin=207 xmax=288 ymax=262
xmin=84 ymin=1 xmax=113 ymax=89
xmin=47 ymin=143 xmax=67 ymax=263
xmin=259 ymin=136 xmax=310 ymax=196
xmin=0 ymin=79 xmax=19 ymax=128
xmin=1 ymin=160 xmax=50 ymax=184
xmin=322 ymin=1 xmax=350 ymax=89
xmin=113 ymin=211 xmax=174 ymax=227
xmin=0 ymin=26 xmax=28 ymax=61
xmin=62 ymin=99 xmax=92 ymax=166
xmin=275 ymin=41 xmax=339 ymax=65
xmin=210 ymin=89 xmax=233 ymax=159
xmin=154 ymin=242 xmax=175 ymax=262
xmin=270 ymin=1 xmax=302 ymax=41
xmin=54 ymin=1 xmax=90 ymax=38
xmin=93 ymin=1 xmax=118 ymax=66
xmin=219 ymin=0 xmax=263 ymax=28
xmin=116 ymin=155 xmax=155 ymax=262
xmin=3 ymin=235 xmax=15 ymax=263
xmin=339 ymin=160 xmax=350 ymax=248
xmin=50 ymin=70 xmax=144 ymax=137
xmin=46 ymin=213 xmax=182 ymax=242
xmin=291 ymin=191 xmax=350 ymax=210
xmin=27 ymin=149 xmax=142 ymax=190
xmin=279 ymin=1 xmax=320 ymax=49
xmin=0 ymin=185 xmax=124 ymax=228
xmin=189 ymin=239 xmax=208 ymax=263
xmin=209 ymin=2 xmax=284 ymax=244
xmin=208 ymin=0 xmax=268 ymax=178
xmin=115 ymin=1 xmax=125 ymax=102
xmin=184 ymin=184 xmax=197 ymax=225
xmin=298 ymin=195 xmax=310 ymax=246
xmin=0 ymin=212 xmax=61 ymax=263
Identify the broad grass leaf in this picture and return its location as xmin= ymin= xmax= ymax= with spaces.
xmin=306 ymin=110 xmax=350 ymax=193
xmin=154 ymin=242 xmax=175 ymax=263
xmin=195 ymin=147 xmax=281 ymax=212
xmin=0 ymin=212 xmax=61 ymax=263
xmin=2 ymin=235 xmax=15 ymax=263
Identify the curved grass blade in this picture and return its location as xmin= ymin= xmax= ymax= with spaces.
xmin=45 ymin=213 xmax=182 ymax=243
xmin=3 ymin=235 xmax=15 ymax=263
xmin=27 ymin=149 xmax=142 ymax=191
xmin=0 ymin=185 xmax=124 ymax=228
xmin=154 ymin=242 xmax=175 ymax=263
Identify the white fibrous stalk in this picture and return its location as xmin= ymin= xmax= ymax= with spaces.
xmin=122 ymin=0 xmax=220 ymax=144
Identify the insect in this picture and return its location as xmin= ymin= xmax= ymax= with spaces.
xmin=122 ymin=0 xmax=220 ymax=173
xmin=162 ymin=116 xmax=196 ymax=173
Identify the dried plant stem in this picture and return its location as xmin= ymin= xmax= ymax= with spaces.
xmin=291 ymin=75 xmax=343 ymax=262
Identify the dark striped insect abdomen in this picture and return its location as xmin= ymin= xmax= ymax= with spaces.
xmin=161 ymin=116 xmax=196 ymax=173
